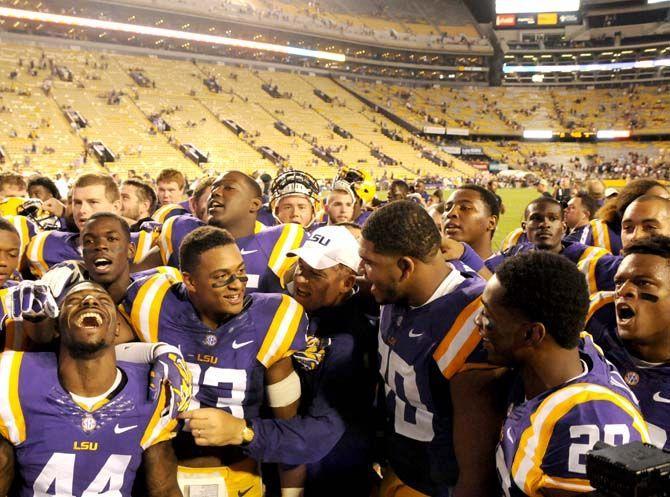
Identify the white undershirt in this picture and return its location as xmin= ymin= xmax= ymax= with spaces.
xmin=69 ymin=368 xmax=122 ymax=410
xmin=411 ymin=263 xmax=466 ymax=309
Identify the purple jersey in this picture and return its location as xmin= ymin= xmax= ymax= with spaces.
xmin=500 ymin=228 xmax=527 ymax=252
xmin=586 ymin=291 xmax=670 ymax=450
xmin=378 ymin=265 xmax=487 ymax=494
xmin=560 ymin=242 xmax=620 ymax=294
xmin=26 ymin=230 xmax=153 ymax=278
xmin=497 ymin=335 xmax=649 ymax=497
xmin=564 ymin=219 xmax=622 ymax=255
xmin=0 ymin=351 xmax=177 ymax=497
xmin=151 ymin=203 xmax=190 ymax=224
xmin=122 ymin=273 xmax=308 ymax=459
xmin=158 ymin=214 xmax=304 ymax=294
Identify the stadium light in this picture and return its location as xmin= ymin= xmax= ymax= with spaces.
xmin=596 ymin=130 xmax=631 ymax=139
xmin=503 ymin=58 xmax=670 ymax=73
xmin=523 ymin=129 xmax=553 ymax=139
xmin=0 ymin=7 xmax=346 ymax=62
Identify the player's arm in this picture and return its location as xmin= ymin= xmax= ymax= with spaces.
xmin=143 ymin=440 xmax=182 ymax=497
xmin=451 ymin=367 xmax=509 ymax=497
xmin=132 ymin=246 xmax=163 ymax=273
xmin=0 ymin=437 xmax=15 ymax=495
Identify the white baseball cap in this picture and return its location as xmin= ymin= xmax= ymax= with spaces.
xmin=287 ymin=225 xmax=360 ymax=272
xmin=605 ymin=187 xmax=618 ymax=198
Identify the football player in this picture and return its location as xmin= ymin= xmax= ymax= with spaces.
xmin=25 ymin=173 xmax=154 ymax=277
xmin=270 ymin=170 xmax=320 ymax=228
xmin=359 ymin=200 xmax=504 ymax=497
xmin=136 ymin=171 xmax=304 ymax=294
xmin=443 ymin=184 xmax=500 ymax=260
xmin=586 ymin=236 xmax=670 ymax=449
xmin=0 ymin=281 xmax=182 ymax=497
xmin=479 ymin=251 xmax=649 ymax=497
xmin=122 ymin=226 xmax=309 ymax=497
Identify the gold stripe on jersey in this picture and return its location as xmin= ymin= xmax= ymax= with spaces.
xmin=501 ymin=228 xmax=523 ymax=251
xmin=6 ymin=215 xmax=31 ymax=263
xmin=26 ymin=231 xmax=50 ymax=278
xmin=257 ymin=295 xmax=304 ymax=368
xmin=576 ymin=246 xmax=609 ymax=294
xmin=0 ymin=351 xmax=26 ymax=445
xmin=268 ymin=224 xmax=304 ymax=281
xmin=152 ymin=204 xmax=183 ymax=224
xmin=133 ymin=230 xmax=153 ymax=264
xmin=155 ymin=265 xmax=184 ymax=282
xmin=586 ymin=291 xmax=615 ymax=325
xmin=541 ymin=476 xmax=594 ymax=493
xmin=254 ymin=220 xmax=265 ymax=234
xmin=141 ymin=381 xmax=178 ymax=449
xmin=590 ymin=220 xmax=612 ymax=253
xmin=130 ymin=275 xmax=174 ymax=343
xmin=432 ymin=297 xmax=483 ymax=380
xmin=158 ymin=216 xmax=178 ymax=266
xmin=511 ymin=383 xmax=650 ymax=497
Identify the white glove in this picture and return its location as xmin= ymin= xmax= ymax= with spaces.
xmin=40 ymin=260 xmax=87 ymax=301
xmin=6 ymin=281 xmax=59 ymax=321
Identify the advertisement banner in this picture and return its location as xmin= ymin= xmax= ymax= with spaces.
xmin=537 ymin=12 xmax=558 ymax=25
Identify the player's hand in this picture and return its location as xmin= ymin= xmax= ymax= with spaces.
xmin=40 ymin=260 xmax=87 ymax=301
xmin=179 ymin=408 xmax=246 ymax=447
xmin=149 ymin=344 xmax=192 ymax=418
xmin=6 ymin=281 xmax=59 ymax=321
xmin=440 ymin=236 xmax=466 ymax=261
xmin=41 ymin=197 xmax=66 ymax=218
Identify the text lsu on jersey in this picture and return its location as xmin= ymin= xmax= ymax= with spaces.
xmin=0 ymin=351 xmax=177 ymax=497
xmin=26 ymin=229 xmax=154 ymax=278
xmin=497 ymin=334 xmax=649 ymax=497
xmin=378 ymin=264 xmax=490 ymax=494
xmin=586 ymin=291 xmax=670 ymax=450
xmin=156 ymin=214 xmax=303 ymax=294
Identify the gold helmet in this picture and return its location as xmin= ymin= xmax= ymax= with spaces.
xmin=334 ymin=167 xmax=376 ymax=205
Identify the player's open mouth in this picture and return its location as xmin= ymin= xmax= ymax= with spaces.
xmin=445 ymin=223 xmax=461 ymax=232
xmin=223 ymin=293 xmax=243 ymax=305
xmin=75 ymin=311 xmax=104 ymax=328
xmin=93 ymin=257 xmax=113 ymax=271
xmin=616 ymin=302 xmax=636 ymax=323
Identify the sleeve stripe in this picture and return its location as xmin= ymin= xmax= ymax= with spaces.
xmin=590 ymin=220 xmax=612 ymax=253
xmin=130 ymin=276 xmax=172 ymax=343
xmin=257 ymin=296 xmax=303 ymax=367
xmin=158 ymin=217 xmax=176 ymax=266
xmin=254 ymin=221 xmax=266 ymax=234
xmin=268 ymin=224 xmax=304 ymax=276
xmin=27 ymin=231 xmax=50 ymax=277
xmin=540 ymin=475 xmax=593 ymax=493
xmin=432 ymin=296 xmax=483 ymax=379
xmin=140 ymin=383 xmax=178 ymax=449
xmin=586 ymin=291 xmax=615 ymax=324
xmin=132 ymin=231 xmax=152 ymax=264
xmin=511 ymin=383 xmax=650 ymax=497
xmin=156 ymin=266 xmax=184 ymax=282
xmin=577 ymin=247 xmax=608 ymax=294
xmin=0 ymin=351 xmax=26 ymax=444
xmin=152 ymin=204 xmax=180 ymax=224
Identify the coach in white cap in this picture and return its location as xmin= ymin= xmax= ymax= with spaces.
xmin=287 ymin=225 xmax=361 ymax=312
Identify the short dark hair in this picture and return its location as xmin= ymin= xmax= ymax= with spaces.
xmin=390 ymin=180 xmax=409 ymax=194
xmin=122 ymin=179 xmax=157 ymax=214
xmin=362 ymin=200 xmax=440 ymax=261
xmin=622 ymin=235 xmax=670 ymax=260
xmin=458 ymin=184 xmax=501 ymax=217
xmin=212 ymin=171 xmax=262 ymax=199
xmin=524 ymin=196 xmax=563 ymax=220
xmin=0 ymin=217 xmax=19 ymax=238
xmin=335 ymin=221 xmax=361 ymax=230
xmin=27 ymin=176 xmax=61 ymax=200
xmin=573 ymin=192 xmax=598 ymax=220
xmin=84 ymin=212 xmax=131 ymax=241
xmin=496 ymin=251 xmax=589 ymax=349
xmin=180 ymin=226 xmax=236 ymax=273
xmin=192 ymin=176 xmax=216 ymax=203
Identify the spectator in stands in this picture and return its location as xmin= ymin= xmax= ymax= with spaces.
xmin=120 ymin=179 xmax=157 ymax=230
xmin=564 ymin=192 xmax=598 ymax=238
xmin=0 ymin=172 xmax=27 ymax=200
xmin=27 ymin=176 xmax=61 ymax=202
xmin=388 ymin=180 xmax=409 ymax=202
xmin=324 ymin=187 xmax=355 ymax=225
xmin=156 ymin=168 xmax=186 ymax=206
xmin=585 ymin=179 xmax=607 ymax=207
xmin=443 ymin=184 xmax=500 ymax=260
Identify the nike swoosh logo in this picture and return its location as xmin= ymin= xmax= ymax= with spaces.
xmin=506 ymin=427 xmax=514 ymax=443
xmin=114 ymin=424 xmax=138 ymax=434
xmin=653 ymin=392 xmax=670 ymax=404
xmin=408 ymin=329 xmax=423 ymax=338
xmin=238 ymin=487 xmax=253 ymax=497
xmin=232 ymin=340 xmax=254 ymax=349
xmin=240 ymin=249 xmax=258 ymax=255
